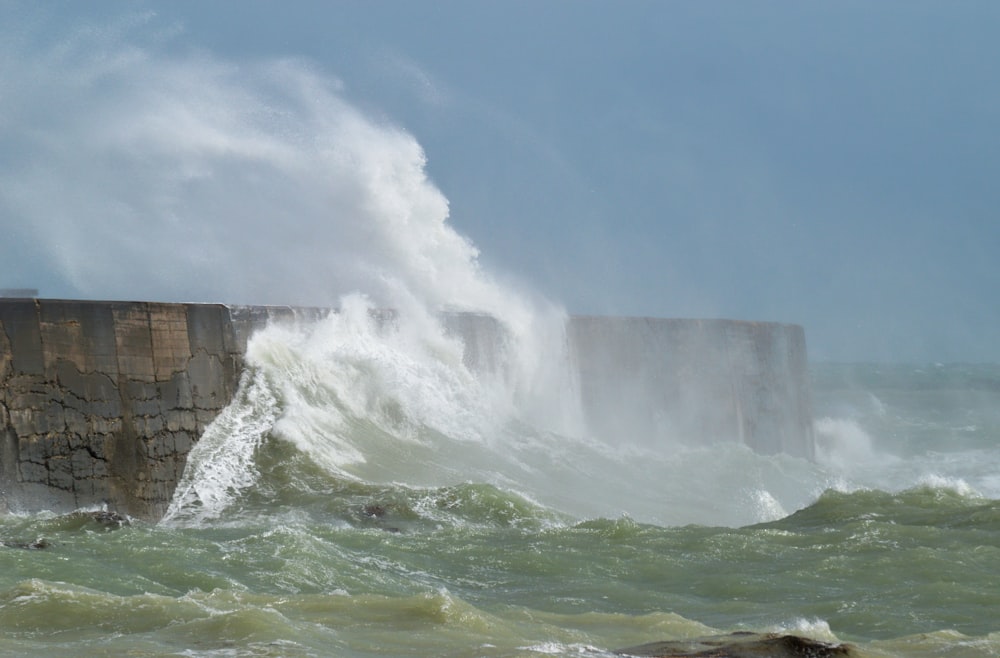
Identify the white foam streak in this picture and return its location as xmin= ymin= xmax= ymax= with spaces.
xmin=162 ymin=369 xmax=279 ymax=525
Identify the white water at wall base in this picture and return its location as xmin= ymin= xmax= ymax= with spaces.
xmin=165 ymin=303 xmax=826 ymax=529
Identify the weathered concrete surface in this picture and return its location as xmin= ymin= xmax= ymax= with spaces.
xmin=1 ymin=300 xmax=814 ymax=520
xmin=0 ymin=300 xmax=259 ymax=519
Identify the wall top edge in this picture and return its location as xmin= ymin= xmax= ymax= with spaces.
xmin=0 ymin=299 xmax=802 ymax=330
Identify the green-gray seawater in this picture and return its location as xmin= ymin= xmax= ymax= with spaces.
xmin=3 ymin=349 xmax=999 ymax=656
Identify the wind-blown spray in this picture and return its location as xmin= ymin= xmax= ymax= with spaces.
xmin=0 ymin=14 xmax=589 ymax=523
xmin=0 ymin=11 xmax=832 ymax=529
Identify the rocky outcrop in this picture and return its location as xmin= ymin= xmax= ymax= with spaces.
xmin=1 ymin=299 xmax=815 ymax=521
xmin=616 ymin=632 xmax=853 ymax=657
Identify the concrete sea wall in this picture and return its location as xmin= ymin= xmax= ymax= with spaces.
xmin=0 ymin=299 xmax=303 ymax=519
xmin=570 ymin=316 xmax=813 ymax=457
xmin=1 ymin=299 xmax=813 ymax=520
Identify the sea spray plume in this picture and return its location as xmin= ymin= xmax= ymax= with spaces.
xmin=1 ymin=9 xmax=593 ymax=522
xmin=2 ymin=7 xmax=583 ymax=427
xmin=164 ymin=294 xmax=588 ymax=524
xmin=3 ymin=7 xmax=582 ymax=410
xmin=265 ymin=295 xmax=499 ymax=451
xmin=814 ymin=417 xmax=880 ymax=470
xmin=0 ymin=9 xmax=517 ymax=315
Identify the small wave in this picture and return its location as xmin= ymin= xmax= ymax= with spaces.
xmin=572 ymin=515 xmax=644 ymax=539
xmin=518 ymin=641 xmax=611 ymax=655
xmin=764 ymin=483 xmax=999 ymax=533
xmin=743 ymin=489 xmax=788 ymax=523
xmin=411 ymin=483 xmax=568 ymax=531
xmin=764 ymin=617 xmax=839 ymax=643
xmin=916 ymin=473 xmax=979 ymax=498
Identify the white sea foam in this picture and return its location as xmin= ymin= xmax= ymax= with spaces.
xmin=767 ymin=618 xmax=839 ymax=643
xmin=263 ymin=296 xmax=498 ymax=460
xmin=162 ymin=369 xmax=279 ymax=524
xmin=744 ymin=488 xmax=788 ymax=523
xmin=916 ymin=474 xmax=979 ymax=498
xmin=164 ymin=293 xmax=588 ymax=524
xmin=814 ymin=416 xmax=880 ymax=469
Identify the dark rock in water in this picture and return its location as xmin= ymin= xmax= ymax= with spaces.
xmin=1 ymin=509 xmax=128 ymax=549
xmin=616 ymin=632 xmax=853 ymax=657
xmin=2 ymin=538 xmax=50 ymax=550
xmin=88 ymin=509 xmax=130 ymax=528
xmin=358 ymin=503 xmax=402 ymax=533
xmin=59 ymin=509 xmax=131 ymax=530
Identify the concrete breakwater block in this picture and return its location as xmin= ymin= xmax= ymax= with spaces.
xmin=0 ymin=299 xmax=249 ymax=519
xmin=2 ymin=299 xmax=814 ymax=520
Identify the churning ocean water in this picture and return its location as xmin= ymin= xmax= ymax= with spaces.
xmin=1 ymin=304 xmax=998 ymax=658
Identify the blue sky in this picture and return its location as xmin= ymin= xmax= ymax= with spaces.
xmin=1 ymin=1 xmax=998 ymax=362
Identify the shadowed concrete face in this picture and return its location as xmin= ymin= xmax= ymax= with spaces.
xmin=0 ymin=299 xmax=246 ymax=518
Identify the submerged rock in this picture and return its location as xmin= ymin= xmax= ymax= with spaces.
xmin=357 ymin=503 xmax=402 ymax=533
xmin=55 ymin=508 xmax=131 ymax=530
xmin=87 ymin=509 xmax=130 ymax=528
xmin=616 ymin=632 xmax=853 ymax=658
xmin=361 ymin=504 xmax=388 ymax=518
xmin=1 ymin=538 xmax=50 ymax=550
xmin=1 ymin=509 xmax=129 ymax=550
